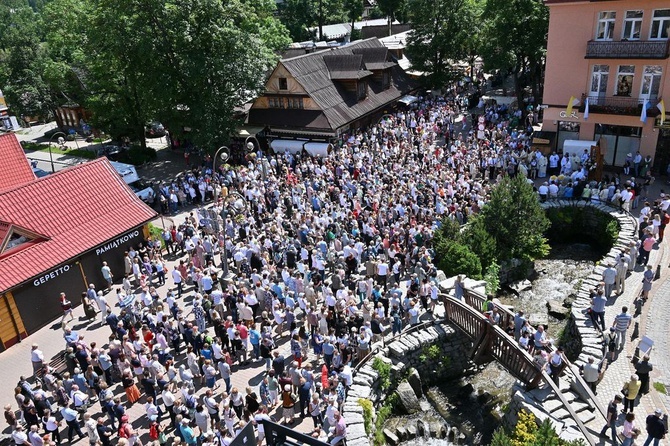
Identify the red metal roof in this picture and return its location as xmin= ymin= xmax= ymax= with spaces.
xmin=0 ymin=133 xmax=36 ymax=191
xmin=0 ymin=158 xmax=157 ymax=291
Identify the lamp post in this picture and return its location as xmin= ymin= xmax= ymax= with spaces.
xmin=212 ymin=145 xmax=230 ymax=175
xmin=219 ymin=191 xmax=247 ymax=282
xmin=47 ymin=131 xmax=67 ymax=173
xmin=245 ymin=135 xmax=269 ymax=179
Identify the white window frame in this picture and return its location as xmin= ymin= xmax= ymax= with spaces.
xmin=596 ymin=11 xmax=616 ymax=41
xmin=650 ymin=9 xmax=670 ymax=40
xmin=622 ymin=10 xmax=643 ymax=40
xmin=590 ymin=64 xmax=610 ymax=100
xmin=640 ymin=66 xmax=663 ymax=101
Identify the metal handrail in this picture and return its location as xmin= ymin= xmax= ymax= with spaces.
xmin=539 ymin=370 xmax=597 ymax=446
xmin=353 ymin=319 xmax=440 ymax=373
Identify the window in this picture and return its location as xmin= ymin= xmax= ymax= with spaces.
xmin=616 ymin=65 xmax=635 ymax=97
xmin=382 ymin=71 xmax=390 ymax=89
xmin=590 ymin=64 xmax=609 ymax=101
xmin=641 ymin=66 xmax=663 ymax=100
xmin=287 ymin=97 xmax=304 ymax=109
xmin=595 ymin=124 xmax=642 ymax=167
xmin=357 ymin=81 xmax=367 ymax=100
xmin=622 ymin=10 xmax=643 ymax=40
xmin=278 ymin=77 xmax=288 ymax=90
xmin=596 ymin=11 xmax=616 ymax=40
xmin=268 ymin=97 xmax=285 ymax=108
xmin=650 ymin=9 xmax=670 ymax=39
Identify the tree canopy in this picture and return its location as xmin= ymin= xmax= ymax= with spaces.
xmin=478 ymin=174 xmax=550 ymax=263
xmin=479 ymin=0 xmax=548 ymax=112
xmin=406 ymin=0 xmax=480 ymax=88
xmin=0 ymin=0 xmax=290 ymax=149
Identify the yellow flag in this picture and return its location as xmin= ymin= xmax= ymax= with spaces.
xmin=658 ymin=99 xmax=666 ymax=125
xmin=565 ymin=96 xmax=577 ymax=117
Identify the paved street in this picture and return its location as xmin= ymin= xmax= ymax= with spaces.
xmin=0 ymin=210 xmax=322 ymax=444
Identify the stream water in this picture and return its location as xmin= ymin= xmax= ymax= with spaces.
xmin=498 ymin=243 xmax=599 ymax=338
xmin=389 ymin=243 xmax=600 ymax=445
xmin=394 ymin=363 xmax=516 ymax=446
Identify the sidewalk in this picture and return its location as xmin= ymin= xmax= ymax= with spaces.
xmin=591 ymin=236 xmax=670 ymax=442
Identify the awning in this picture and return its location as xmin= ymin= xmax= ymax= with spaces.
xmin=271 ymin=128 xmax=336 ymax=137
xmin=304 ymin=142 xmax=332 ymax=157
xmin=398 ymin=95 xmax=419 ymax=106
xmin=237 ymin=125 xmax=264 ymax=138
xmin=270 ymin=139 xmax=305 ymax=154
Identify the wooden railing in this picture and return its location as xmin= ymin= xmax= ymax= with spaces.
xmin=444 ymin=289 xmax=602 ymax=446
xmin=461 ymin=289 xmax=608 ymax=421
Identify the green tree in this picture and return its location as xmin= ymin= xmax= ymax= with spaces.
xmin=344 ymin=0 xmax=364 ymax=40
xmin=0 ymin=5 xmax=54 ymax=119
xmin=406 ymin=0 xmax=479 ymax=88
xmin=377 ymin=0 xmax=405 ymax=36
xmin=460 ymin=216 xmax=497 ymax=270
xmin=480 ymin=0 xmax=548 ymax=114
xmin=478 ymin=174 xmax=550 ymax=264
xmin=281 ymin=0 xmax=345 ymax=41
xmin=42 ymin=0 xmax=289 ymax=148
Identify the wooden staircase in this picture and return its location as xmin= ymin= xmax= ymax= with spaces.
xmin=441 ymin=291 xmax=610 ymax=445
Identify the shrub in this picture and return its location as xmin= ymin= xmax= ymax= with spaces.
xmin=372 ymin=357 xmax=392 ymax=391
xmin=119 ymin=145 xmax=157 ymax=166
xmin=358 ymin=398 xmax=373 ymax=434
xmin=374 ymin=403 xmax=394 ymax=446
xmin=484 ymin=261 xmax=501 ymax=295
xmin=435 ymin=241 xmax=482 ymax=279
xmin=461 ymin=217 xmax=498 ymax=271
xmin=492 ymin=410 xmax=587 ymax=446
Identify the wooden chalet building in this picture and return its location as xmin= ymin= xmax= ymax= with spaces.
xmin=248 ymin=38 xmax=416 ymax=147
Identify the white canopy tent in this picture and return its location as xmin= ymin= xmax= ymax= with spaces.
xmin=303 ymin=142 xmax=332 ymax=157
xmin=270 ymin=139 xmax=305 ymax=154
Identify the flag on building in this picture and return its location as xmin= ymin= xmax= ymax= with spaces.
xmin=658 ymin=99 xmax=666 ymax=125
xmin=565 ymin=96 xmax=579 ymax=116
xmin=583 ymin=97 xmax=589 ymax=120
xmin=640 ymin=99 xmax=648 ymax=123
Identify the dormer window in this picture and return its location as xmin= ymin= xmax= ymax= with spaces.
xmin=382 ymin=71 xmax=390 ymax=90
xmin=357 ymin=81 xmax=367 ymax=100
xmin=278 ymin=77 xmax=288 ymax=90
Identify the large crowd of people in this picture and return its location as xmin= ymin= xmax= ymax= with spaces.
xmin=7 ymin=93 xmax=668 ymax=446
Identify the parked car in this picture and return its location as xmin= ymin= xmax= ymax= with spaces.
xmin=145 ymin=121 xmax=166 ymax=138
xmin=97 ymin=144 xmax=126 ymax=161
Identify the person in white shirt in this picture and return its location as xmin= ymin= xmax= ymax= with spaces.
xmin=30 ymin=344 xmax=44 ymax=374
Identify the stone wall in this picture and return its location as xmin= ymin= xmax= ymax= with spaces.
xmin=539 ymin=200 xmax=638 ymax=369
xmin=342 ymin=322 xmax=474 ymax=446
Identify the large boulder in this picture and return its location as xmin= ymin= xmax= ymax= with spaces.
xmin=547 ymin=300 xmax=570 ymax=319
xmin=407 ymin=368 xmax=423 ymax=398
xmin=395 ymin=381 xmax=421 ymax=414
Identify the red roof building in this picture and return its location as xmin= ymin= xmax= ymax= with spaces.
xmin=0 ymin=133 xmax=36 ymax=191
xmin=0 ymin=156 xmax=157 ymax=346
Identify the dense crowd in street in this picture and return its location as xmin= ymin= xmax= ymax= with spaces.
xmin=7 ymin=93 xmax=669 ymax=446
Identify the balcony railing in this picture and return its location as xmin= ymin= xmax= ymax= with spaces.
xmin=585 ymin=40 xmax=670 ymax=59
xmin=579 ymin=94 xmax=660 ymax=116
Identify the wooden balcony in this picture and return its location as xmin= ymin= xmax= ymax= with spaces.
xmin=585 ymin=40 xmax=670 ymax=59
xmin=579 ymin=94 xmax=660 ymax=116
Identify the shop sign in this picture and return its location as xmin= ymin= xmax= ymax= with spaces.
xmin=34 ymin=264 xmax=72 ymax=287
xmin=96 ymin=230 xmax=140 ymax=256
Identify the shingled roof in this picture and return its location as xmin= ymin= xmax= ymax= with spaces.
xmin=0 ymin=158 xmax=157 ymax=291
xmin=0 ymin=134 xmax=36 ymax=192
xmin=260 ymin=38 xmax=414 ymax=132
